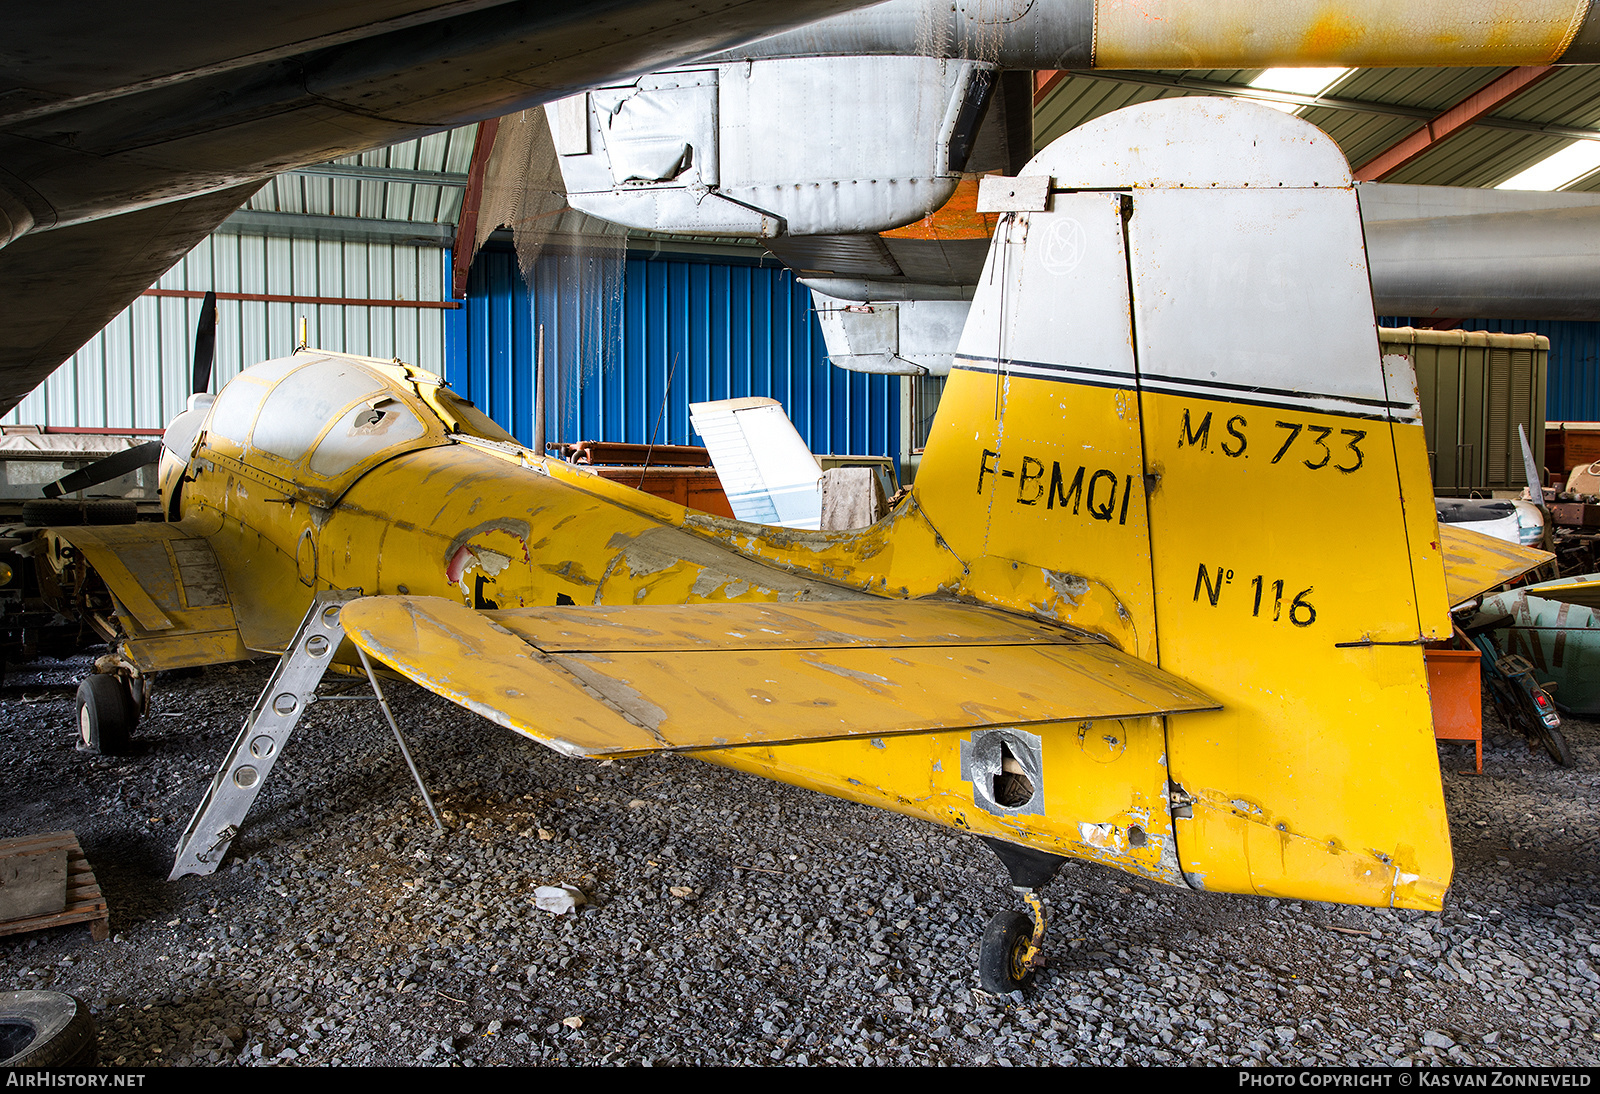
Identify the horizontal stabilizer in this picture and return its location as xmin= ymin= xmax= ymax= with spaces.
xmin=688 ymin=397 xmax=822 ymax=528
xmin=340 ymin=596 xmax=1218 ymax=758
xmin=1439 ymin=524 xmax=1553 ymax=608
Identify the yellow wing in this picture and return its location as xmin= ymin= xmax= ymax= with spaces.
xmin=1517 ymin=574 xmax=1600 ymax=611
xmin=46 ymin=523 xmax=252 ymax=670
xmin=340 ymin=596 xmax=1219 ymax=758
xmin=1439 ymin=523 xmax=1553 ymax=608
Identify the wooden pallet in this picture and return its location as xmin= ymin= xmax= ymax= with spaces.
xmin=0 ymin=831 xmax=108 ymax=941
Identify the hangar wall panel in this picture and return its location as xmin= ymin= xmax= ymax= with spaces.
xmin=1383 ymin=317 xmax=1600 ymax=424
xmin=6 ymin=233 xmax=452 ymax=430
xmin=447 ymin=247 xmax=901 ymax=463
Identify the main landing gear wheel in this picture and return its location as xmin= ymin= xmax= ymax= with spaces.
xmin=76 ymin=675 xmax=133 ymax=754
xmin=979 ymin=910 xmax=1036 ymax=994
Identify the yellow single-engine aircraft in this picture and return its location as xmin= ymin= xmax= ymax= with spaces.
xmin=40 ymin=100 xmax=1549 ymax=993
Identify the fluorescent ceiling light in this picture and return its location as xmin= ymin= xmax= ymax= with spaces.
xmin=1244 ymin=68 xmax=1352 ymax=113
xmin=1494 ymin=140 xmax=1600 ymax=191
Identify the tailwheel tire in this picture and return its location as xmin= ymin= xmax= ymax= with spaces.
xmin=0 ymin=991 xmax=98 ymax=1067
xmin=978 ymin=909 xmax=1036 ymax=995
xmin=76 ymin=675 xmax=132 ymax=755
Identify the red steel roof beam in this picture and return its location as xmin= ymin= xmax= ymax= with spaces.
xmin=451 ymin=117 xmax=500 ymax=300
xmin=1352 ymin=67 xmax=1557 ymax=182
xmin=1034 ymin=69 xmax=1066 ymax=106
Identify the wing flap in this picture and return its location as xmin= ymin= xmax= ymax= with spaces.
xmin=1439 ymin=523 xmax=1553 ymax=607
xmin=47 ymin=523 xmax=248 ymax=670
xmin=341 ymin=596 xmax=1219 ymax=758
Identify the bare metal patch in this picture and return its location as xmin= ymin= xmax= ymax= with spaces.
xmin=1079 ymin=822 xmax=1124 ymax=851
xmin=1043 ymin=569 xmax=1089 ymax=607
xmin=448 ymin=545 xmax=511 ymax=596
xmin=960 ymin=727 xmax=1045 ymax=818
xmin=170 ymin=538 xmax=229 ymax=608
xmin=613 ymin=525 xmax=869 ymax=602
xmin=796 ymin=652 xmax=896 ymax=691
xmin=445 ymin=518 xmax=532 ymax=563
xmin=555 ymin=653 xmax=669 ymax=736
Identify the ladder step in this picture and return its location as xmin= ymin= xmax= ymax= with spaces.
xmin=169 ymin=592 xmax=358 ymax=880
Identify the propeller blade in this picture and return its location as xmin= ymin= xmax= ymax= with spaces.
xmin=191 ymin=290 xmax=217 ymax=395
xmin=42 ymin=441 xmax=163 ymax=499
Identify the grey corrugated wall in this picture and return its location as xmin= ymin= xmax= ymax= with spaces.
xmin=5 ymin=232 xmax=451 ymax=430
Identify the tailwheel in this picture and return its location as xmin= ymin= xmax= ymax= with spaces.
xmin=978 ymin=889 xmax=1047 ymax=995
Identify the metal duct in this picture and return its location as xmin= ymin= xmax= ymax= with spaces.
xmin=1365 ymin=206 xmax=1600 ymax=321
xmin=723 ymin=0 xmax=1600 ymax=68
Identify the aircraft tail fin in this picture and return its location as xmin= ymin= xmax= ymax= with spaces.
xmin=911 ymin=98 xmax=1454 ymax=910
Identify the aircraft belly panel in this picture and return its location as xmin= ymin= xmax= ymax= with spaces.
xmin=1092 ymin=2 xmax=1590 ymax=69
xmin=341 ymin=595 xmax=1217 ymax=758
xmin=700 ymin=715 xmax=1187 ymax=886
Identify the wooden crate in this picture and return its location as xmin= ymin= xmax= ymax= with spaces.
xmin=0 ymin=831 xmax=108 ymax=941
xmin=590 ymin=466 xmax=735 ymax=519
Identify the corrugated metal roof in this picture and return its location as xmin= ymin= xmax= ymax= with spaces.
xmin=1036 ymin=65 xmax=1600 ymax=190
xmin=243 ymin=125 xmax=477 ymax=229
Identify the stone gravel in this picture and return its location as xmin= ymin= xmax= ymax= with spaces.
xmin=1 ymin=651 xmax=1596 ymax=1067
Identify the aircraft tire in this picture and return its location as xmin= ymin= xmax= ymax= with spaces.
xmin=84 ymin=500 xmax=138 ymax=525
xmin=978 ymin=910 xmax=1035 ymax=995
xmin=0 ymin=991 xmax=98 ymax=1067
xmin=20 ymin=499 xmax=82 ymax=527
xmin=76 ymin=675 xmax=132 ymax=754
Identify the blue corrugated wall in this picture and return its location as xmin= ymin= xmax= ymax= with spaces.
xmin=1382 ymin=316 xmax=1600 ymax=423
xmin=446 ymin=245 xmax=900 ymax=464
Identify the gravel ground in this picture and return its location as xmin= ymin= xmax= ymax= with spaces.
xmin=1 ymin=651 xmax=1597 ymax=1067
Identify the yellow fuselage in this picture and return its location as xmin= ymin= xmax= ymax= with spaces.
xmin=171 ymin=364 xmax=1449 ymax=910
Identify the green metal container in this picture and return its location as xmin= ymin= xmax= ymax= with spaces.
xmin=1382 ymin=327 xmax=1547 ymax=498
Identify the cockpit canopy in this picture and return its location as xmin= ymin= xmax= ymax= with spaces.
xmin=185 ymin=351 xmax=511 ymax=508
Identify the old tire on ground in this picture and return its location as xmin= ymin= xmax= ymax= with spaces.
xmin=978 ymin=909 xmax=1035 ymax=995
xmin=77 ymin=675 xmax=132 ymax=754
xmin=0 ymin=991 xmax=97 ymax=1067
